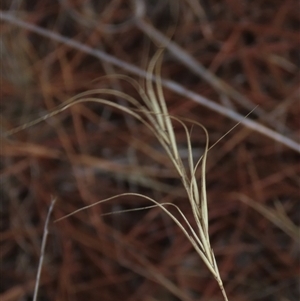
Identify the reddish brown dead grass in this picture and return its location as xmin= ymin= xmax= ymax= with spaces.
xmin=1 ymin=1 xmax=299 ymax=300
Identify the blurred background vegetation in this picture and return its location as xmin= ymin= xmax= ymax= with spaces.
xmin=1 ymin=1 xmax=299 ymax=300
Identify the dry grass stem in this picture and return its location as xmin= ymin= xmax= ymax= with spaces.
xmin=32 ymin=197 xmax=56 ymax=301
xmin=1 ymin=12 xmax=299 ymax=153
xmin=5 ymin=50 xmax=229 ymax=300
xmin=2 ymin=3 xmax=299 ymax=300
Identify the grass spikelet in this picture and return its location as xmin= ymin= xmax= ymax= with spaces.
xmin=5 ymin=51 xmax=229 ymax=301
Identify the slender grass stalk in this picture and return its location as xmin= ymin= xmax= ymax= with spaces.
xmin=32 ymin=197 xmax=56 ymax=301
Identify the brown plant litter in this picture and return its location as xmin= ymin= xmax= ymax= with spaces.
xmin=1 ymin=1 xmax=299 ymax=301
